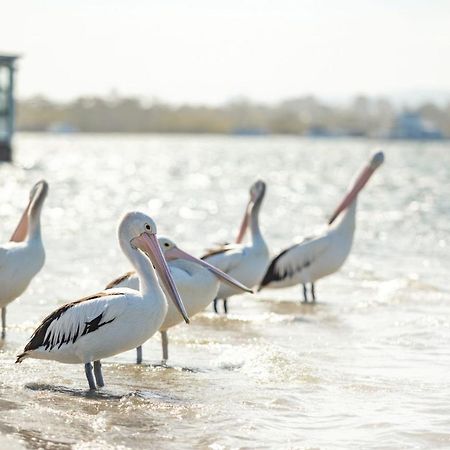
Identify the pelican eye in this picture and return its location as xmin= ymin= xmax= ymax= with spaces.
xmin=145 ymin=224 xmax=151 ymax=231
xmin=164 ymin=242 xmax=170 ymax=247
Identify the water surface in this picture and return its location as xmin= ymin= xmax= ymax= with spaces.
xmin=0 ymin=134 xmax=449 ymax=449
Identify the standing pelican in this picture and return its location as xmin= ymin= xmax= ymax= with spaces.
xmin=106 ymin=236 xmax=252 ymax=363
xmin=16 ymin=212 xmax=189 ymax=390
xmin=202 ymin=180 xmax=270 ymax=314
xmin=0 ymin=180 xmax=48 ymax=338
xmin=258 ymin=152 xmax=384 ymax=301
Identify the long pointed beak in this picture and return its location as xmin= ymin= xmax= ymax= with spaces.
xmin=235 ymin=199 xmax=252 ymax=244
xmin=10 ymin=180 xmax=48 ymax=242
xmin=135 ymin=233 xmax=190 ymax=324
xmin=165 ymin=246 xmax=253 ymax=294
xmin=10 ymin=201 xmax=32 ymax=242
xmin=328 ymin=165 xmax=376 ymax=225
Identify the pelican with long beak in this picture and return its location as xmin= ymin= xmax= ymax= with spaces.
xmin=16 ymin=212 xmax=189 ymax=390
xmin=0 ymin=180 xmax=48 ymax=338
xmin=106 ymin=236 xmax=252 ymax=363
xmin=201 ymin=180 xmax=270 ymax=314
xmin=258 ymin=152 xmax=384 ymax=301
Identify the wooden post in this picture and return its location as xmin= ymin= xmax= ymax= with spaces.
xmin=0 ymin=142 xmax=12 ymax=162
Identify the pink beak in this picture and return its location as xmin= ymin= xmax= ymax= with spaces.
xmin=235 ymin=199 xmax=252 ymax=244
xmin=10 ymin=180 xmax=48 ymax=243
xmin=133 ymin=233 xmax=190 ymax=324
xmin=10 ymin=205 xmax=30 ymax=243
xmin=328 ymin=152 xmax=384 ymax=225
xmin=164 ymin=246 xmax=253 ymax=294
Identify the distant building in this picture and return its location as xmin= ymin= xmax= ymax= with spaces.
xmin=0 ymin=54 xmax=19 ymax=161
xmin=389 ymin=111 xmax=443 ymax=140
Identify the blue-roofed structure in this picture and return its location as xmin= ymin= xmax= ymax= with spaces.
xmin=389 ymin=111 xmax=443 ymax=140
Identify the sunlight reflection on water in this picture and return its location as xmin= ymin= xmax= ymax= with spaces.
xmin=0 ymin=134 xmax=449 ymax=449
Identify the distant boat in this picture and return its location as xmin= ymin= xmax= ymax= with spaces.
xmin=305 ymin=126 xmax=345 ymax=138
xmin=47 ymin=122 xmax=79 ymax=133
xmin=231 ymin=127 xmax=267 ymax=136
xmin=389 ymin=112 xmax=443 ymax=140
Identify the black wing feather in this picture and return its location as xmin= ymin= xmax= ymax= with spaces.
xmin=21 ymin=292 xmax=123 ymax=354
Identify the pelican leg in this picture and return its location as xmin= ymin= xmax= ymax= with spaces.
xmin=311 ymin=283 xmax=316 ymax=303
xmin=93 ymin=360 xmax=104 ymax=387
xmin=84 ymin=362 xmax=97 ymax=390
xmin=223 ymin=299 xmax=228 ymax=314
xmin=136 ymin=346 xmax=143 ymax=364
xmin=302 ymin=284 xmax=308 ymax=303
xmin=161 ymin=330 xmax=169 ymax=362
xmin=213 ymin=298 xmax=219 ymax=314
xmin=1 ymin=308 xmax=6 ymax=339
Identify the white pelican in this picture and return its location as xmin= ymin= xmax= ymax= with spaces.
xmin=258 ymin=152 xmax=384 ymax=301
xmin=105 ymin=236 xmax=252 ymax=363
xmin=0 ymin=180 xmax=48 ymax=339
xmin=16 ymin=212 xmax=190 ymax=390
xmin=201 ymin=180 xmax=270 ymax=314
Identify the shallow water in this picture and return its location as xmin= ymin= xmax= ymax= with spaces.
xmin=0 ymin=134 xmax=449 ymax=449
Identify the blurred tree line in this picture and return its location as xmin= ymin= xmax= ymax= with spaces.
xmin=16 ymin=94 xmax=450 ymax=137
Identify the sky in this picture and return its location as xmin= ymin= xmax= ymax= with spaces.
xmin=1 ymin=0 xmax=450 ymax=104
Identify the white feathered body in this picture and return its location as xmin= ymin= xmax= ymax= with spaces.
xmin=202 ymin=180 xmax=270 ymax=300
xmin=0 ymin=239 xmax=45 ymax=308
xmin=203 ymin=241 xmax=269 ymax=298
xmin=112 ymin=260 xmax=219 ymax=330
xmin=260 ymin=202 xmax=356 ymax=290
xmin=263 ymin=229 xmax=353 ymax=289
xmin=20 ymin=287 xmax=167 ymax=364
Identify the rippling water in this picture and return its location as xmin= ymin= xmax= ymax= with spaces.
xmin=0 ymin=134 xmax=449 ymax=449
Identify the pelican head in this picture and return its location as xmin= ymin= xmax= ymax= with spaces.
xmin=29 ymin=180 xmax=49 ymax=217
xmin=158 ymin=236 xmax=176 ymax=252
xmin=328 ymin=151 xmax=385 ymax=225
xmin=250 ymin=179 xmax=266 ymax=203
xmin=157 ymin=235 xmax=253 ymax=293
xmin=369 ymin=151 xmax=384 ymax=169
xmin=120 ymin=211 xmax=158 ymax=240
xmin=30 ymin=180 xmax=49 ymax=201
xmin=120 ymin=212 xmax=189 ymax=324
xmin=236 ymin=179 xmax=266 ymax=244
xmin=10 ymin=179 xmax=49 ymax=243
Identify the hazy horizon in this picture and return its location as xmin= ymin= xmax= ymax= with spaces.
xmin=2 ymin=0 xmax=450 ymax=105
xmin=15 ymin=88 xmax=450 ymax=109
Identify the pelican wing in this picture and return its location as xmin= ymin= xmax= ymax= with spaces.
xmin=259 ymin=235 xmax=330 ymax=289
xmin=106 ymin=264 xmax=197 ymax=296
xmin=201 ymin=243 xmax=237 ymax=259
xmin=105 ymin=271 xmax=136 ymax=289
xmin=201 ymin=244 xmax=245 ymax=274
xmin=21 ymin=291 xmax=128 ymax=354
xmin=0 ymin=246 xmax=6 ymax=269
